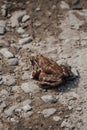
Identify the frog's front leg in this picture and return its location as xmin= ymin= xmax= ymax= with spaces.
xmin=32 ymin=69 xmax=41 ymax=79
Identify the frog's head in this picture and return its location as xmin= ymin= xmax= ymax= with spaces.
xmin=30 ymin=56 xmax=37 ymax=66
xmin=30 ymin=55 xmax=43 ymax=65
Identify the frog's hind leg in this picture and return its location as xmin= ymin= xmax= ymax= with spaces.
xmin=38 ymin=79 xmax=63 ymax=88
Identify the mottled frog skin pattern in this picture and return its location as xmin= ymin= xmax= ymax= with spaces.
xmin=30 ymin=55 xmax=72 ymax=88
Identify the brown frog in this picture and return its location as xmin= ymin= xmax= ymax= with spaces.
xmin=30 ymin=54 xmax=72 ymax=88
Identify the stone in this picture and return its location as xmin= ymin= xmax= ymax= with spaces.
xmin=10 ymin=118 xmax=16 ymax=122
xmin=21 ymin=83 xmax=30 ymax=93
xmin=0 ymin=101 xmax=7 ymax=111
xmin=17 ymin=27 xmax=25 ymax=34
xmin=68 ymin=106 xmax=73 ymax=110
xmin=4 ymin=105 xmax=18 ymax=116
xmin=22 ymin=15 xmax=30 ymax=22
xmin=21 ymin=82 xmax=40 ymax=93
xmin=46 ymin=11 xmax=52 ymax=17
xmin=21 ymin=99 xmax=32 ymax=105
xmin=60 ymin=1 xmax=70 ymax=9
xmin=21 ymin=34 xmax=29 ymax=38
xmin=0 ymin=40 xmax=10 ymax=47
xmin=76 ymin=107 xmax=82 ymax=112
xmin=0 ymin=76 xmax=2 ymax=81
xmin=0 ymin=20 xmax=6 ymax=34
xmin=0 ymin=48 xmax=14 ymax=58
xmin=22 ymin=72 xmax=30 ymax=80
xmin=34 ymin=21 xmax=42 ymax=27
xmin=7 ymin=58 xmax=18 ymax=66
xmin=0 ymin=20 xmax=5 ymax=27
xmin=61 ymin=119 xmax=71 ymax=128
xmin=22 ymin=111 xmax=33 ymax=118
xmin=10 ymin=11 xmax=26 ymax=27
xmin=41 ymin=95 xmax=57 ymax=103
xmin=36 ymin=7 xmax=41 ymax=11
xmin=3 ymin=75 xmax=15 ymax=86
xmin=19 ymin=37 xmax=33 ymax=45
xmin=53 ymin=116 xmax=62 ymax=122
xmin=22 ymin=104 xmax=32 ymax=112
xmin=81 ymin=40 xmax=87 ymax=47
xmin=15 ymin=108 xmax=21 ymax=113
xmin=71 ymin=68 xmax=79 ymax=77
xmin=0 ymin=89 xmax=9 ymax=97
xmin=0 ymin=65 xmax=2 ymax=72
xmin=0 ymin=76 xmax=2 ymax=84
xmin=1 ymin=5 xmax=7 ymax=17
xmin=12 ymin=86 xmax=20 ymax=92
xmin=41 ymin=108 xmax=56 ymax=117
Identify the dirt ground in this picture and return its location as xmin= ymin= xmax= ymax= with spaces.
xmin=0 ymin=0 xmax=87 ymax=130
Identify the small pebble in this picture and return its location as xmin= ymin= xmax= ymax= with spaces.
xmin=41 ymin=95 xmax=57 ymax=103
xmin=22 ymin=15 xmax=30 ymax=22
xmin=17 ymin=27 xmax=25 ymax=34
xmin=22 ymin=104 xmax=32 ymax=112
xmin=53 ymin=116 xmax=62 ymax=122
xmin=7 ymin=58 xmax=18 ymax=66
xmin=0 ymin=20 xmax=6 ymax=34
xmin=0 ymin=48 xmax=14 ymax=58
xmin=42 ymin=108 xmax=56 ymax=118
xmin=71 ymin=68 xmax=79 ymax=77
xmin=10 ymin=118 xmax=16 ymax=122
xmin=68 ymin=106 xmax=73 ymax=110
xmin=3 ymin=75 xmax=15 ymax=86
xmin=19 ymin=37 xmax=33 ymax=45
xmin=76 ymin=107 xmax=82 ymax=112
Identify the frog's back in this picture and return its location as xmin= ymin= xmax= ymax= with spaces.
xmin=36 ymin=55 xmax=63 ymax=75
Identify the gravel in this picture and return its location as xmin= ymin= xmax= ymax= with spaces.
xmin=1 ymin=4 xmax=7 ymax=17
xmin=71 ymin=68 xmax=79 ymax=77
xmin=0 ymin=89 xmax=9 ymax=97
xmin=22 ymin=104 xmax=32 ymax=112
xmin=21 ymin=99 xmax=32 ymax=106
xmin=3 ymin=75 xmax=15 ymax=86
xmin=41 ymin=108 xmax=56 ymax=117
xmin=41 ymin=95 xmax=57 ymax=103
xmin=21 ymin=82 xmax=40 ymax=93
xmin=19 ymin=37 xmax=33 ymax=45
xmin=4 ymin=105 xmax=18 ymax=116
xmin=10 ymin=11 xmax=26 ymax=27
xmin=7 ymin=58 xmax=18 ymax=66
xmin=17 ymin=27 xmax=25 ymax=34
xmin=0 ymin=48 xmax=14 ymax=58
xmin=60 ymin=1 xmax=70 ymax=9
xmin=0 ymin=20 xmax=6 ymax=34
xmin=76 ymin=107 xmax=82 ymax=112
xmin=22 ymin=15 xmax=30 ymax=22
xmin=53 ymin=116 xmax=62 ymax=122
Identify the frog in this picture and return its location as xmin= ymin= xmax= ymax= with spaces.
xmin=30 ymin=54 xmax=72 ymax=88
